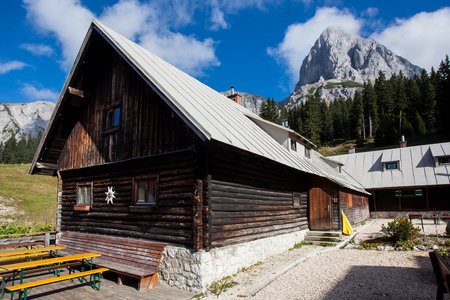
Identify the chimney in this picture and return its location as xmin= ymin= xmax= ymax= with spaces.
xmin=282 ymin=119 xmax=289 ymax=128
xmin=400 ymin=135 xmax=407 ymax=148
xmin=227 ymin=86 xmax=241 ymax=105
xmin=349 ymin=146 xmax=355 ymax=154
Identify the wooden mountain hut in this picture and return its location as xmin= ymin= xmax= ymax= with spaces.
xmin=30 ymin=19 xmax=369 ymax=292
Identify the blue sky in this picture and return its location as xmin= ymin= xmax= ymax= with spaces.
xmin=1 ymin=1 xmax=449 ymax=104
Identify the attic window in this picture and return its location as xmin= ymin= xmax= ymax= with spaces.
xmin=103 ymin=104 xmax=121 ymax=134
xmin=305 ymin=147 xmax=311 ymax=158
xmin=291 ymin=140 xmax=297 ymax=151
xmin=385 ymin=161 xmax=399 ymax=170
xmin=438 ymin=156 xmax=450 ymax=165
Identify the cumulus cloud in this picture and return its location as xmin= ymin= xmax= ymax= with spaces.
xmin=0 ymin=61 xmax=29 ymax=74
xmin=268 ymin=7 xmax=362 ymax=87
xmin=23 ymin=0 xmax=94 ymax=70
xmin=370 ymin=7 xmax=450 ymax=71
xmin=23 ymin=0 xmax=220 ymax=76
xmin=20 ymin=43 xmax=54 ymax=56
xmin=21 ymin=83 xmax=59 ymax=102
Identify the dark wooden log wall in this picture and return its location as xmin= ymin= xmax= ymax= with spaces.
xmin=58 ymin=38 xmax=194 ymax=171
xmin=59 ymin=150 xmax=196 ymax=247
xmin=371 ymin=186 xmax=450 ymax=211
xmin=207 ymin=142 xmax=310 ymax=248
xmin=340 ymin=190 xmax=370 ymax=225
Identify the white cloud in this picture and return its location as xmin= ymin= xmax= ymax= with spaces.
xmin=23 ymin=0 xmax=94 ymax=70
xmin=370 ymin=7 xmax=450 ymax=71
xmin=21 ymin=83 xmax=59 ymax=102
xmin=140 ymin=31 xmax=220 ymax=76
xmin=20 ymin=43 xmax=54 ymax=56
xmin=268 ymin=7 xmax=361 ymax=87
xmin=0 ymin=61 xmax=28 ymax=74
xmin=99 ymin=0 xmax=154 ymax=40
xmin=23 ymin=0 xmax=220 ymax=76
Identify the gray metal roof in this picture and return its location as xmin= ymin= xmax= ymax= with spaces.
xmin=330 ymin=142 xmax=450 ymax=189
xmin=31 ymin=19 xmax=368 ymax=195
xmin=93 ymin=20 xmax=369 ymax=194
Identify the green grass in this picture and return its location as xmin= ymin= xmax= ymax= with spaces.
xmin=0 ymin=164 xmax=57 ymax=226
xmin=324 ymin=81 xmax=363 ymax=89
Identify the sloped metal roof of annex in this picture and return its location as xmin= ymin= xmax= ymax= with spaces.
xmin=330 ymin=142 xmax=450 ymax=189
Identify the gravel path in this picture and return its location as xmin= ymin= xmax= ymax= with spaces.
xmin=199 ymin=219 xmax=448 ymax=300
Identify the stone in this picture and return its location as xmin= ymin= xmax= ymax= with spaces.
xmin=433 ymin=245 xmax=440 ymax=250
xmin=416 ymin=245 xmax=426 ymax=251
xmin=384 ymin=246 xmax=395 ymax=251
xmin=377 ymin=246 xmax=384 ymax=251
xmin=395 ymin=247 xmax=406 ymax=251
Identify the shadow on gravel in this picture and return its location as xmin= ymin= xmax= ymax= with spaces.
xmin=322 ymin=256 xmax=438 ymax=300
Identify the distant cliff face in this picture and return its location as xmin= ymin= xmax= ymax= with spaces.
xmin=296 ymin=26 xmax=423 ymax=89
xmin=0 ymin=101 xmax=55 ymax=143
xmin=277 ymin=26 xmax=424 ymax=107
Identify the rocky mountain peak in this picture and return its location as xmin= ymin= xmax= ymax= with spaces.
xmin=295 ymin=26 xmax=423 ymax=90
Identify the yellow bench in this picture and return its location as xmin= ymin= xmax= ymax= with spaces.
xmin=6 ymin=267 xmax=109 ymax=299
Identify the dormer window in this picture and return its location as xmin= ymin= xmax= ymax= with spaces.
xmin=291 ymin=140 xmax=297 ymax=151
xmin=305 ymin=147 xmax=311 ymax=158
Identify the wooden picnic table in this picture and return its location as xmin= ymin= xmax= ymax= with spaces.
xmin=1 ymin=253 xmax=106 ymax=299
xmin=1 ymin=252 xmax=100 ymax=287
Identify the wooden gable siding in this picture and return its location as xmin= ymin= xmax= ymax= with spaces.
xmin=206 ymin=142 xmax=310 ymax=248
xmin=339 ymin=190 xmax=370 ymax=225
xmin=59 ymin=149 xmax=196 ymax=246
xmin=58 ymin=45 xmax=194 ymax=171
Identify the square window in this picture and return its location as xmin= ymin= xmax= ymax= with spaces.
xmin=133 ymin=176 xmax=158 ymax=206
xmin=76 ymin=183 xmax=92 ymax=206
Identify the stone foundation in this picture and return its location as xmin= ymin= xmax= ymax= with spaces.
xmin=159 ymin=229 xmax=308 ymax=293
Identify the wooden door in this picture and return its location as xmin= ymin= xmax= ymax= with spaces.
xmin=309 ymin=187 xmax=332 ymax=230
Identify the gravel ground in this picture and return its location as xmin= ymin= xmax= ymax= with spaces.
xmin=199 ymin=218 xmax=449 ymax=300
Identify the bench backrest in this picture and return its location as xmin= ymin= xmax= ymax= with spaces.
xmin=430 ymin=251 xmax=450 ymax=294
xmin=57 ymin=231 xmax=166 ymax=270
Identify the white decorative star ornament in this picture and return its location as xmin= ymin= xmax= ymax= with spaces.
xmin=105 ymin=186 xmax=116 ymax=204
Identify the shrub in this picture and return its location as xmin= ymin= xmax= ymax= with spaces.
xmin=381 ymin=218 xmax=420 ymax=244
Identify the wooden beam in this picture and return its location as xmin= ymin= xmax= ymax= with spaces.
xmin=35 ymin=162 xmax=59 ymax=171
xmin=68 ymin=87 xmax=84 ymax=98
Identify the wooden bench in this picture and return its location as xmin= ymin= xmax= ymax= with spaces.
xmin=0 ymin=242 xmax=43 ymax=250
xmin=6 ymin=267 xmax=108 ymax=299
xmin=429 ymin=251 xmax=450 ymax=300
xmin=57 ymin=232 xmax=167 ymax=291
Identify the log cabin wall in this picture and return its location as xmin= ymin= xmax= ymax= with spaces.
xmin=59 ymin=149 xmax=196 ymax=247
xmin=58 ymin=34 xmax=194 ymax=171
xmin=339 ymin=190 xmax=370 ymax=225
xmin=207 ymin=142 xmax=310 ymax=248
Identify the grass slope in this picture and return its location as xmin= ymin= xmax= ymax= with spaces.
xmin=0 ymin=164 xmax=57 ymax=226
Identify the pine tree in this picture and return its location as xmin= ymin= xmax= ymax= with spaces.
xmin=3 ymin=135 xmax=17 ymax=164
xmin=436 ymin=55 xmax=450 ymax=133
xmin=303 ymin=91 xmax=322 ymax=146
xmin=320 ymin=101 xmax=333 ymax=144
xmin=363 ymin=81 xmax=378 ymax=138
xmin=351 ymin=91 xmax=365 ymax=145
xmin=418 ymin=69 xmax=436 ymax=133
